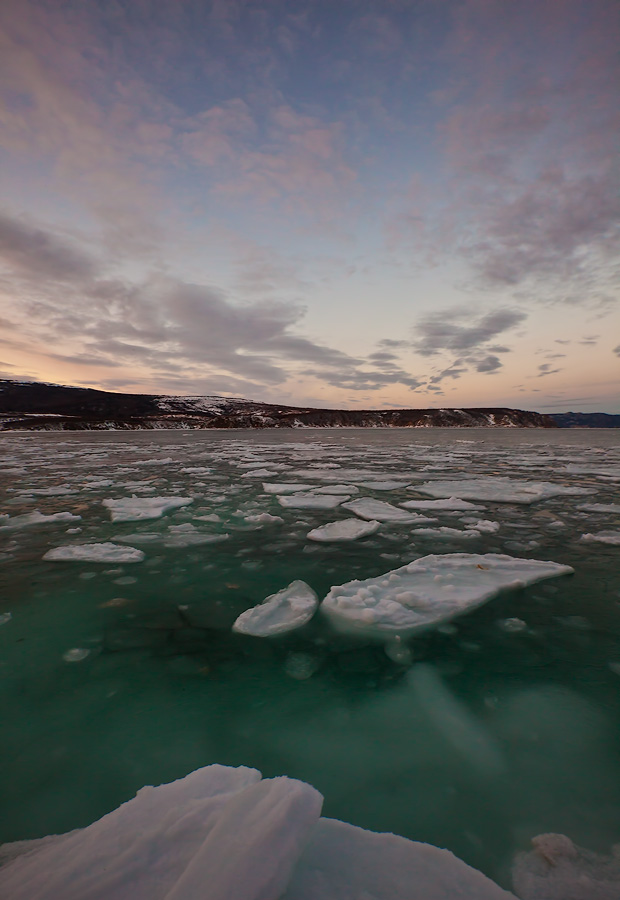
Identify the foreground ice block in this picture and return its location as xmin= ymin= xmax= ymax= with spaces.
xmin=233 ymin=580 xmax=319 ymax=636
xmin=43 ymin=542 xmax=145 ymax=563
xmin=321 ymin=553 xmax=574 ymax=637
xmin=415 ymin=477 xmax=592 ymax=504
xmin=102 ymin=496 xmax=193 ymax=522
xmin=0 ymin=764 xmax=516 ymax=900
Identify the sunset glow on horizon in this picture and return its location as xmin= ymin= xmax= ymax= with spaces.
xmin=1 ymin=0 xmax=618 ymax=412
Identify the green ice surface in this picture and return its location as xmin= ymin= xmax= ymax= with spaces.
xmin=1 ymin=428 xmax=620 ymax=888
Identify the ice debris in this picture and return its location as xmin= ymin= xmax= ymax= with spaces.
xmin=232 ymin=580 xmax=319 ymax=636
xmin=43 ymin=543 xmax=145 ymax=563
xmin=416 ymin=477 xmax=592 ymax=504
xmin=512 ymin=832 xmax=620 ymax=900
xmin=0 ymin=764 xmax=516 ymax=900
xmin=321 ymin=553 xmax=574 ymax=637
xmin=307 ymin=518 xmax=380 ymax=542
xmin=102 ymin=496 xmax=193 ymax=522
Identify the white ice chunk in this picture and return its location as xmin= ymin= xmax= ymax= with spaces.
xmin=307 ymin=518 xmax=381 ymax=542
xmin=400 ymin=497 xmax=482 ymax=511
xmin=416 ymin=478 xmax=592 ymax=504
xmin=244 ymin=513 xmax=285 ymax=525
xmin=470 ymin=519 xmax=500 ymax=534
xmin=321 ymin=553 xmax=574 ymax=637
xmin=580 ymin=531 xmax=620 ymax=546
xmin=578 ymin=503 xmax=620 ymax=514
xmin=359 ymin=481 xmax=411 ymax=491
xmin=0 ymin=511 xmax=81 ymax=530
xmin=233 ymin=581 xmax=319 ymax=636
xmin=43 ymin=543 xmax=145 ymax=563
xmin=240 ymin=468 xmax=277 ymax=478
xmin=262 ymin=483 xmax=315 ymax=494
xmin=512 ymin=832 xmax=620 ymax=900
xmin=278 ymin=494 xmax=350 ymax=510
xmin=413 ymin=527 xmax=481 ymax=540
xmin=103 ymin=496 xmax=193 ymax=522
xmin=342 ymin=498 xmax=422 ymax=524
xmin=310 ymin=484 xmax=359 ymax=495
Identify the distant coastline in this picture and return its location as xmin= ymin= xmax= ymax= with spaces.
xmin=0 ymin=379 xmax=616 ymax=430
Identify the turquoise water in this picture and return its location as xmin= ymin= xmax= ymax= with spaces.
xmin=1 ymin=428 xmax=619 ymax=888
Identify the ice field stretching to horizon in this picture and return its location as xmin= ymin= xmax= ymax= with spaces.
xmin=1 ymin=427 xmax=620 ymax=895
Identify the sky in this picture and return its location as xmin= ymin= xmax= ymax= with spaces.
xmin=0 ymin=0 xmax=618 ymax=412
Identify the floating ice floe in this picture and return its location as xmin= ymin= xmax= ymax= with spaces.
xmin=341 ymin=498 xmax=426 ymax=524
xmin=18 ymin=485 xmax=77 ymax=496
xmin=415 ymin=477 xmax=592 ymax=504
xmin=262 ymin=483 xmax=315 ymax=494
xmin=512 ymin=832 xmax=620 ymax=900
xmin=359 ymin=481 xmax=411 ymax=491
xmin=277 ymin=494 xmax=350 ymax=510
xmin=310 ymin=484 xmax=359 ymax=495
xmin=0 ymin=763 xmax=516 ymax=900
xmin=102 ymin=496 xmax=193 ymax=522
xmin=240 ymin=468 xmax=277 ymax=478
xmin=470 ymin=519 xmax=500 ymax=534
xmin=321 ymin=553 xmax=574 ymax=637
xmin=43 ymin=543 xmax=145 ymax=563
xmin=580 ymin=531 xmax=620 ymax=546
xmin=307 ymin=518 xmax=381 ymax=542
xmin=400 ymin=497 xmax=482 ymax=511
xmin=412 ymin=526 xmax=481 ymax=540
xmin=578 ymin=503 xmax=620 ymax=514
xmin=244 ymin=513 xmax=284 ymax=525
xmin=0 ymin=511 xmax=81 ymax=530
xmin=232 ymin=580 xmax=319 ymax=636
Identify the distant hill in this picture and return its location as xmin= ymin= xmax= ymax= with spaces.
xmin=550 ymin=412 xmax=620 ymax=428
xmin=0 ymin=378 xmax=558 ymax=430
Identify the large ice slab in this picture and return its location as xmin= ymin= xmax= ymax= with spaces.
xmin=321 ymin=553 xmax=574 ymax=636
xmin=415 ymin=478 xmax=592 ymax=504
xmin=307 ymin=518 xmax=380 ymax=542
xmin=341 ymin=498 xmax=425 ymax=524
xmin=233 ymin=580 xmax=319 ymax=636
xmin=102 ymin=496 xmax=193 ymax=522
xmin=43 ymin=543 xmax=145 ymax=563
xmin=0 ymin=764 xmax=515 ymax=900
xmin=277 ymin=494 xmax=350 ymax=510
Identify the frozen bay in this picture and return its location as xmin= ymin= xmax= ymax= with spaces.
xmin=1 ymin=427 xmax=620 ymax=892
